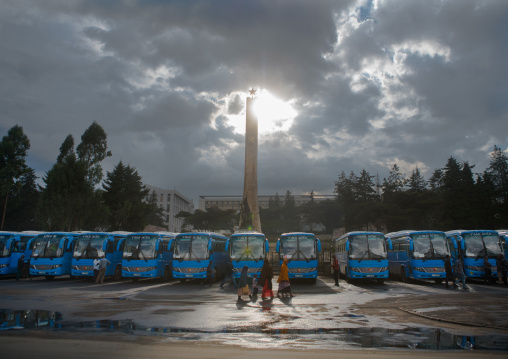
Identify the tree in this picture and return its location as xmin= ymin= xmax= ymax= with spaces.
xmin=39 ymin=152 xmax=93 ymax=231
xmin=145 ymin=190 xmax=166 ymax=229
xmin=76 ymin=122 xmax=112 ymax=186
xmin=176 ymin=208 xmax=237 ymax=232
xmin=484 ymin=145 xmax=508 ymax=227
xmin=103 ymin=162 xmax=157 ymax=231
xmin=407 ymin=167 xmax=427 ymax=192
xmin=2 ymin=168 xmax=40 ymax=230
xmin=0 ymin=125 xmax=31 ymax=230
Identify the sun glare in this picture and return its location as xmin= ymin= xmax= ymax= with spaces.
xmin=252 ymin=90 xmax=297 ymax=134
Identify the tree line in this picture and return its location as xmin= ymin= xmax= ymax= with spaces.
xmin=177 ymin=148 xmax=508 ymax=235
xmin=2 ymin=123 xmax=507 ymax=235
xmin=0 ymin=123 xmax=164 ymax=232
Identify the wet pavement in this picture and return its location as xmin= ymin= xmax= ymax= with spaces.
xmin=1 ymin=275 xmax=508 ymax=352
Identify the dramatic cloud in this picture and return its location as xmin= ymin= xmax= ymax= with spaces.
xmin=1 ymin=0 xmax=507 ymax=206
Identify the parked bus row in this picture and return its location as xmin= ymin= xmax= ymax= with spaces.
xmin=3 ymin=229 xmax=506 ymax=284
xmin=0 ymin=230 xmax=323 ymax=283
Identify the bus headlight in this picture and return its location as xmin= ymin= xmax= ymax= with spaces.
xmin=173 ymin=268 xmax=182 ymax=273
xmin=0 ymin=264 xmax=8 ymax=269
xmin=232 ymin=268 xmax=241 ymax=273
xmin=198 ymin=268 xmax=207 ymax=273
xmin=414 ymin=267 xmax=425 ymax=272
xmin=307 ymin=267 xmax=317 ymax=273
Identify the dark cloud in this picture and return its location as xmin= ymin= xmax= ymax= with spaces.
xmin=1 ymin=0 xmax=507 ymax=205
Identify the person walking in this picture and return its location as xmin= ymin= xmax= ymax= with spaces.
xmin=496 ymin=254 xmax=508 ymax=285
xmin=259 ymin=258 xmax=274 ymax=300
xmin=444 ymin=255 xmax=455 ymax=288
xmin=237 ymin=265 xmax=251 ymax=301
xmin=220 ymin=258 xmax=237 ymax=289
xmin=16 ymin=255 xmax=25 ymax=281
xmin=484 ymin=255 xmax=493 ymax=284
xmin=332 ymin=254 xmax=340 ymax=287
xmin=453 ymin=256 xmax=469 ymax=290
xmin=93 ymin=258 xmax=100 ymax=283
xmin=96 ymin=257 xmax=111 ymax=284
xmin=251 ymin=274 xmax=259 ymax=297
xmin=276 ymin=259 xmax=294 ymax=298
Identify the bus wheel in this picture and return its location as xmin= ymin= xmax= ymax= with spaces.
xmin=113 ymin=266 xmax=122 ymax=281
xmin=434 ymin=278 xmax=443 ymax=284
xmin=45 ymin=275 xmax=55 ymax=280
xmin=401 ymin=268 xmax=409 ymax=283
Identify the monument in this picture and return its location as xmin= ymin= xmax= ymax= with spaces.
xmin=238 ymin=88 xmax=262 ymax=232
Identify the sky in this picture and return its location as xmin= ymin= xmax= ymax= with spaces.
xmin=1 ymin=0 xmax=507 ymax=206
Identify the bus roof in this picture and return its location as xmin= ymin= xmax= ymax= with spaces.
xmin=336 ymin=231 xmax=385 ymax=239
xmin=176 ymin=231 xmax=228 ymax=238
xmin=280 ymin=232 xmax=316 ymax=237
xmin=385 ymin=230 xmax=445 ymax=238
xmin=445 ymin=229 xmax=499 ymax=236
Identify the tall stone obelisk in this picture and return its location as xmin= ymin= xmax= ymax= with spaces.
xmin=238 ymin=89 xmax=262 ymax=232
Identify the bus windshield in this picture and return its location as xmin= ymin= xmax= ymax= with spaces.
xmin=411 ymin=233 xmax=449 ymax=259
xmin=0 ymin=235 xmax=14 ymax=258
xmin=73 ymin=235 xmax=107 ymax=259
xmin=174 ymin=235 xmax=209 ymax=261
xmin=463 ymin=232 xmax=502 ymax=258
xmin=231 ymin=236 xmax=265 ymax=261
xmin=31 ymin=235 xmax=65 ymax=258
xmin=123 ymin=235 xmax=158 ymax=261
xmin=281 ymin=235 xmax=317 ymax=261
xmin=349 ymin=234 xmax=387 ymax=260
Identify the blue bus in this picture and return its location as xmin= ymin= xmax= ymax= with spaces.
xmin=72 ymin=232 xmax=128 ymax=280
xmin=122 ymin=232 xmax=177 ymax=281
xmin=29 ymin=232 xmax=77 ymax=279
xmin=276 ymin=232 xmax=321 ymax=282
xmin=332 ymin=231 xmax=390 ymax=284
xmin=445 ymin=230 xmax=502 ymax=280
xmin=172 ymin=232 xmax=229 ymax=282
xmin=0 ymin=232 xmax=18 ymax=275
xmin=226 ymin=231 xmax=269 ymax=278
xmin=385 ymin=230 xmax=450 ymax=283
xmin=10 ymin=231 xmax=41 ymax=274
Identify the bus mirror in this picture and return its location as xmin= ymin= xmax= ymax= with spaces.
xmin=155 ymin=242 xmax=160 ymax=251
xmin=225 ymin=240 xmax=229 ymax=251
xmin=276 ymin=240 xmax=280 ymax=252
xmin=317 ymin=239 xmax=322 ymax=252
xmin=208 ymin=241 xmax=212 ymax=251
xmin=265 ymin=240 xmax=269 ymax=253
xmin=409 ymin=241 xmax=414 ymax=251
xmin=387 ymin=239 xmax=393 ymax=250
xmin=346 ymin=241 xmax=350 ymax=252
xmin=452 ymin=239 xmax=458 ymax=249
xmin=168 ymin=239 xmax=173 ymax=251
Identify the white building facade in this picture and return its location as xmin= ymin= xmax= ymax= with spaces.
xmin=144 ymin=185 xmax=194 ymax=233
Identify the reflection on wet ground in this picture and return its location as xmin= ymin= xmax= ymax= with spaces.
xmin=1 ymin=309 xmax=508 ymax=351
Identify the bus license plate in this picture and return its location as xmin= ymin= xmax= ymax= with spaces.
xmin=295 ymin=275 xmax=303 ymax=277
xmin=186 ymin=275 xmax=193 ymax=278
xmin=432 ymin=274 xmax=439 ymax=277
xmin=366 ymin=275 xmax=374 ymax=277
xmin=134 ymin=274 xmax=140 ymax=277
xmin=39 ymin=272 xmax=45 ymax=274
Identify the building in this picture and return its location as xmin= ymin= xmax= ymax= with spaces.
xmin=198 ymin=194 xmax=335 ymax=211
xmin=144 ymin=185 xmax=194 ymax=233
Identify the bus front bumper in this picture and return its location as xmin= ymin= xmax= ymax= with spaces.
xmin=173 ymin=270 xmax=207 ymax=279
xmin=349 ymin=270 xmax=389 ymax=279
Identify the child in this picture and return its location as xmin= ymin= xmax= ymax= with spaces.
xmin=252 ymin=274 xmax=259 ymax=297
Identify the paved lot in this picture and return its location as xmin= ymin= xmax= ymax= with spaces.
xmin=1 ymin=274 xmax=508 ymax=356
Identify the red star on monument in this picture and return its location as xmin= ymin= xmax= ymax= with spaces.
xmin=249 ymin=88 xmax=257 ymax=97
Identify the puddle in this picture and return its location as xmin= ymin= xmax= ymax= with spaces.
xmin=1 ymin=309 xmax=508 ymax=351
